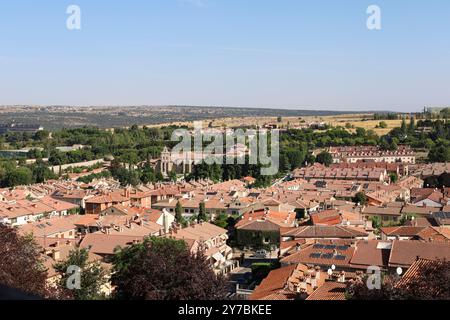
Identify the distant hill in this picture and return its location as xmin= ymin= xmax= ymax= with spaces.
xmin=0 ymin=105 xmax=389 ymax=130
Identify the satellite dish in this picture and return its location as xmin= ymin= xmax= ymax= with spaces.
xmin=327 ymin=269 xmax=333 ymax=276
xmin=396 ymin=267 xmax=403 ymax=276
xmin=331 ymin=264 xmax=336 ymax=270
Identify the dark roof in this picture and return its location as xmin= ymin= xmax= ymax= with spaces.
xmin=432 ymin=212 xmax=450 ymax=225
xmin=237 ymin=219 xmax=281 ymax=232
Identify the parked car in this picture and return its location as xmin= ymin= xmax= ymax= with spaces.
xmin=254 ymin=249 xmax=268 ymax=258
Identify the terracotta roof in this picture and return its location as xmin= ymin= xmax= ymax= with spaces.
xmin=79 ymin=233 xmax=144 ymax=255
xmin=280 ymin=242 xmax=355 ymax=268
xmin=18 ymin=215 xmax=80 ymax=238
xmin=169 ymin=222 xmax=226 ymax=242
xmin=282 ymin=226 xmax=368 ymax=239
xmin=310 ymin=210 xmax=342 ymax=226
xmin=306 ymin=281 xmax=347 ymax=300
xmin=380 ymin=226 xmax=425 ymax=237
xmin=350 ymin=240 xmax=391 ymax=268
xmin=388 ymin=240 xmax=450 ymax=267
xmin=250 ymin=265 xmax=296 ymax=300
xmin=395 ymin=258 xmax=448 ymax=294
xmin=363 ymin=206 xmax=402 ymax=216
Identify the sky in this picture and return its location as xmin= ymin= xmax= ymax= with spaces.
xmin=0 ymin=0 xmax=449 ymax=112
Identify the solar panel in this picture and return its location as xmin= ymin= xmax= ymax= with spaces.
xmin=321 ymin=253 xmax=333 ymax=259
xmin=325 ymin=245 xmax=336 ymax=250
xmin=310 ymin=253 xmax=321 ymax=259
xmin=313 ymin=244 xmax=325 ymax=249
xmin=335 ymin=255 xmax=346 ymax=260
xmin=337 ymin=245 xmax=349 ymax=251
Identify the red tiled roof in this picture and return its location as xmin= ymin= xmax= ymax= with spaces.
xmin=306 ymin=281 xmax=347 ymax=300
xmin=250 ymin=265 xmax=296 ymax=300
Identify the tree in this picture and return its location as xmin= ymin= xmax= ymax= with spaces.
xmin=140 ymin=163 xmax=156 ymax=184
xmin=428 ymin=143 xmax=450 ymax=162
xmin=353 ymin=192 xmax=368 ymax=206
xmin=401 ymin=116 xmax=407 ymax=135
xmin=378 ymin=121 xmax=388 ymax=129
xmin=409 ymin=115 xmax=416 ymax=131
xmin=389 ymin=173 xmax=399 ymax=183
xmin=198 ymin=202 xmax=207 ymax=222
xmin=175 ymin=201 xmax=184 ymax=224
xmin=371 ymin=216 xmax=382 ymax=229
xmin=0 ymin=226 xmax=51 ymax=298
xmin=32 ymin=162 xmax=57 ymax=183
xmin=315 ymin=151 xmax=333 ymax=166
xmin=347 ymin=260 xmax=450 ymax=300
xmin=168 ymin=169 xmax=177 ymax=182
xmin=155 ymin=171 xmax=164 ymax=182
xmin=111 ymin=237 xmax=228 ymax=300
xmin=53 ymin=248 xmax=107 ymax=300
xmin=2 ymin=167 xmax=33 ymax=187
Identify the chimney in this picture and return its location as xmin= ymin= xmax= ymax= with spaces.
xmin=52 ymin=250 xmax=61 ymax=261
xmin=339 ymin=271 xmax=346 ymax=283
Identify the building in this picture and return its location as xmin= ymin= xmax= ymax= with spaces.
xmin=235 ymin=209 xmax=296 ymax=249
xmin=328 ymin=145 xmax=416 ymax=164
xmin=167 ymin=221 xmax=236 ymax=275
xmin=249 ymin=263 xmax=327 ymax=300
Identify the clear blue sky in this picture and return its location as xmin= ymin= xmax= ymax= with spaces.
xmin=1 ymin=0 xmax=449 ymax=111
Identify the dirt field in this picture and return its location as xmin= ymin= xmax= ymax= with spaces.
xmin=147 ymin=113 xmax=401 ymax=136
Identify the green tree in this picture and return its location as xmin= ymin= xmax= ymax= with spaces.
xmin=428 ymin=143 xmax=450 ymax=162
xmin=315 ymin=151 xmax=333 ymax=166
xmin=353 ymin=192 xmax=368 ymax=206
xmin=409 ymin=115 xmax=416 ymax=131
xmin=401 ymin=116 xmax=407 ymax=135
xmin=168 ymin=169 xmax=177 ymax=182
xmin=371 ymin=216 xmax=382 ymax=229
xmin=140 ymin=163 xmax=156 ymax=184
xmin=175 ymin=201 xmax=184 ymax=224
xmin=198 ymin=202 xmax=207 ymax=222
xmin=2 ymin=167 xmax=33 ymax=187
xmin=156 ymin=171 xmax=164 ymax=182
xmin=389 ymin=173 xmax=399 ymax=183
xmin=378 ymin=121 xmax=388 ymax=129
xmin=53 ymin=248 xmax=107 ymax=300
xmin=32 ymin=162 xmax=57 ymax=183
